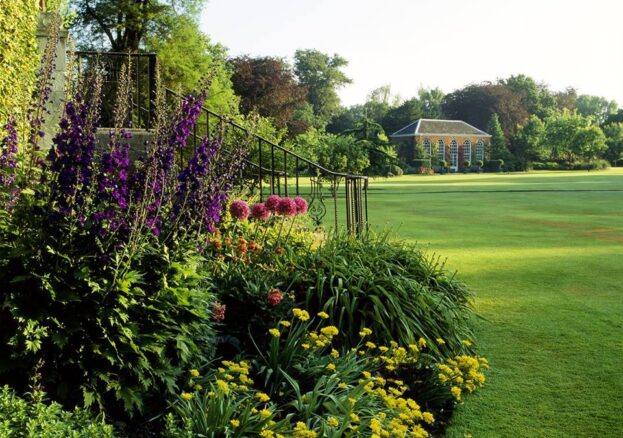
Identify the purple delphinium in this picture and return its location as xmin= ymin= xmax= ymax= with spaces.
xmin=250 ymin=202 xmax=271 ymax=221
xmin=265 ymin=194 xmax=280 ymax=212
xmin=92 ymin=129 xmax=131 ymax=237
xmin=276 ymin=197 xmax=297 ymax=217
xmin=46 ymin=95 xmax=98 ymax=218
xmin=0 ymin=118 xmax=19 ymax=188
xmin=229 ymin=200 xmax=250 ymax=220
xmin=293 ymin=196 xmax=308 ymax=215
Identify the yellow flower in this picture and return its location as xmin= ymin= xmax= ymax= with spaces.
xmin=302 ymin=343 xmax=311 ymax=349
xmin=279 ymin=320 xmax=291 ymax=327
xmin=260 ymin=430 xmax=275 ymax=438
xmin=320 ymin=326 xmax=339 ymax=337
xmin=326 ymin=363 xmax=336 ymax=371
xmin=194 ymin=384 xmax=202 ymax=391
xmin=268 ymin=328 xmax=280 ymax=337
xmin=462 ymin=340 xmax=473 ymax=347
xmin=331 ymin=349 xmax=340 ymax=358
xmin=181 ymin=392 xmax=193 ymax=400
xmin=256 ymin=392 xmax=271 ymax=402
xmin=327 ymin=417 xmax=339 ymax=428
xmin=338 ymin=382 xmax=348 ymax=389
xmin=370 ymin=418 xmax=382 ymax=434
xmin=350 ymin=413 xmax=360 ymax=423
xmin=317 ymin=311 xmax=329 ymax=319
xmin=259 ymin=409 xmax=272 ymax=418
xmin=216 ymin=379 xmax=230 ymax=394
xmin=230 ymin=419 xmax=240 ymax=428
xmin=418 ymin=337 xmax=427 ymax=348
xmin=293 ymin=308 xmax=310 ymax=321
xmin=451 ymin=386 xmax=462 ymax=400
xmin=436 ymin=338 xmax=446 ymax=345
xmin=422 ymin=412 xmax=435 ymax=424
xmin=189 ymin=369 xmax=200 ymax=377
xmin=359 ymin=327 xmax=372 ymax=337
xmin=365 ymin=341 xmax=377 ymax=349
xmin=362 ymin=371 xmax=372 ymax=379
xmin=293 ymin=421 xmax=317 ymax=438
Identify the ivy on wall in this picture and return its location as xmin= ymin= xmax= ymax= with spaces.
xmin=0 ymin=1 xmax=39 ymax=121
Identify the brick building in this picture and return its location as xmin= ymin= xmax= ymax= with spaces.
xmin=390 ymin=119 xmax=491 ymax=171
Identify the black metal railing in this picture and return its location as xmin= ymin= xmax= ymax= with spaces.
xmin=74 ymin=51 xmax=368 ymax=234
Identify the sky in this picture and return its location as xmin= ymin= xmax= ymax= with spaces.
xmin=199 ymin=0 xmax=623 ymax=107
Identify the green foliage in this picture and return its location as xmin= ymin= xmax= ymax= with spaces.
xmin=484 ymin=159 xmax=504 ymax=172
xmin=388 ymin=164 xmax=404 ymax=177
xmin=296 ymin=233 xmax=474 ymax=358
xmin=0 ymin=385 xmax=115 ymax=437
xmin=412 ymin=159 xmax=432 ymax=169
xmin=145 ymin=16 xmax=239 ymax=114
xmin=575 ymin=94 xmax=618 ymax=124
xmin=294 ymin=49 xmax=351 ymax=126
xmin=570 ymin=125 xmax=607 ymax=161
xmin=603 ymin=122 xmax=623 ymax=163
xmin=0 ymin=0 xmax=39 ymax=120
xmin=514 ymin=114 xmax=547 ymax=163
xmin=486 ymin=113 xmax=510 ymax=160
xmin=293 ymin=128 xmax=370 ymax=174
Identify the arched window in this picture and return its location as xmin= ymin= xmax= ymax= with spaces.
xmin=463 ymin=140 xmax=472 ymax=163
xmin=476 ymin=140 xmax=485 ymax=161
xmin=450 ymin=140 xmax=458 ymax=168
xmin=423 ymin=139 xmax=432 ymax=157
xmin=437 ymin=139 xmax=445 ymax=161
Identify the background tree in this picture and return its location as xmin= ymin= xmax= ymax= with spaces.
xmin=70 ymin=0 xmax=206 ymax=51
xmin=575 ymin=95 xmax=618 ymax=124
xmin=571 ymin=125 xmax=607 ymax=161
xmin=514 ymin=115 xmax=546 ymax=163
xmin=553 ymin=87 xmax=577 ymax=112
xmin=543 ymin=110 xmax=588 ymax=161
xmin=602 ymin=123 xmax=623 ymax=163
xmin=417 ymin=87 xmax=445 ymax=119
xmin=144 ymin=16 xmax=238 ymax=114
xmin=487 ymin=113 xmax=511 ymax=160
xmin=294 ymin=49 xmax=351 ymax=127
xmin=230 ymin=56 xmax=307 ymax=133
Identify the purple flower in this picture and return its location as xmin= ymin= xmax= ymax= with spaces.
xmin=0 ymin=118 xmax=19 ymax=194
xmin=250 ymin=202 xmax=271 ymax=221
xmin=229 ymin=200 xmax=250 ymax=220
xmin=266 ymin=195 xmax=281 ymax=212
xmin=276 ymin=197 xmax=297 ymax=217
xmin=293 ymin=196 xmax=308 ymax=215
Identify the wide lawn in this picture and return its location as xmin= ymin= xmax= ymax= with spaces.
xmin=366 ymin=169 xmax=623 ymax=437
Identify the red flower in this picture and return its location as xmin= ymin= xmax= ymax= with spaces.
xmin=267 ymin=289 xmax=283 ymax=306
xmin=211 ymin=303 xmax=226 ymax=321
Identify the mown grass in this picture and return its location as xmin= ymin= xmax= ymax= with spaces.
xmin=365 ymin=169 xmax=623 ymax=437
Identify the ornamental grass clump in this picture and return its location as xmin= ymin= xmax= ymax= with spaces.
xmin=0 ymin=56 xmax=250 ymax=419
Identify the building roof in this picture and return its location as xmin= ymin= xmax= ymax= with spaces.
xmin=390 ymin=119 xmax=491 ymax=138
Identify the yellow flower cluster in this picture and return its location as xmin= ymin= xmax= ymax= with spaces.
xmin=292 ymin=308 xmax=310 ymax=321
xmin=370 ymin=340 xmax=419 ymax=372
xmin=437 ymin=355 xmax=489 ymax=401
xmin=293 ymin=421 xmax=317 ymax=438
xmin=356 ymin=371 xmax=435 ymax=437
xmin=305 ymin=324 xmax=340 ymax=349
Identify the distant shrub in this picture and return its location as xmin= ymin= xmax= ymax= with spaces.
xmin=483 ymin=159 xmax=504 ymax=172
xmin=475 ymin=159 xmax=484 ymax=168
xmin=439 ymin=160 xmax=448 ymax=169
xmin=387 ymin=164 xmax=404 ymax=176
xmin=615 ymin=158 xmax=623 ymax=167
xmin=572 ymin=160 xmax=610 ymax=171
xmin=463 ymin=160 xmax=471 ymax=168
xmin=413 ymin=159 xmax=432 ymax=168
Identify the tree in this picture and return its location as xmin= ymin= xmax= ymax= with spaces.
xmin=486 ymin=113 xmax=511 ymax=160
xmin=603 ymin=123 xmax=623 ymax=163
xmin=294 ymin=49 xmax=351 ymax=126
xmin=293 ymin=129 xmax=369 ymax=174
xmin=514 ymin=115 xmax=547 ymax=163
xmin=499 ymin=74 xmax=556 ymax=118
xmin=417 ymin=87 xmax=445 ymax=119
xmin=144 ymin=17 xmax=238 ymax=114
xmin=380 ymin=98 xmax=423 ymax=135
xmin=543 ymin=110 xmax=588 ymax=161
xmin=553 ymin=87 xmax=577 ymax=112
xmin=230 ymin=56 xmax=307 ymax=133
xmin=576 ymin=95 xmax=618 ymax=124
xmin=70 ymin=0 xmax=205 ymax=51
xmin=571 ymin=125 xmax=607 ymax=161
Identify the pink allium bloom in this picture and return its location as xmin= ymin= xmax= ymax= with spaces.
xmin=276 ymin=197 xmax=297 ymax=217
xmin=229 ymin=200 xmax=250 ymax=220
xmin=265 ymin=194 xmax=281 ymax=212
xmin=211 ymin=303 xmax=226 ymax=321
xmin=267 ymin=288 xmax=283 ymax=306
xmin=293 ymin=196 xmax=308 ymax=215
xmin=250 ymin=202 xmax=271 ymax=221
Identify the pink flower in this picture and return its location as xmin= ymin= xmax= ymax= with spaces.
xmin=276 ymin=197 xmax=297 ymax=217
xmin=229 ymin=200 xmax=250 ymax=220
xmin=250 ymin=202 xmax=271 ymax=221
xmin=265 ymin=195 xmax=281 ymax=212
xmin=267 ymin=289 xmax=283 ymax=306
xmin=211 ymin=303 xmax=226 ymax=321
xmin=293 ymin=196 xmax=308 ymax=215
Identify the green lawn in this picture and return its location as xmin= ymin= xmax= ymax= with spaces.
xmin=366 ymin=169 xmax=623 ymax=437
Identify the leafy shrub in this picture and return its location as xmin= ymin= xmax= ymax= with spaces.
xmin=475 ymin=160 xmax=484 ymax=168
xmin=463 ymin=160 xmax=471 ymax=168
xmin=0 ymin=385 xmax=114 ymax=437
xmin=483 ymin=159 xmax=504 ymax=172
xmin=615 ymin=158 xmax=623 ymax=167
xmin=412 ymin=159 xmax=432 ymax=169
xmin=571 ymin=159 xmax=610 ymax=170
xmin=439 ymin=160 xmax=448 ymax=169
xmin=387 ymin=164 xmax=404 ymax=176
xmin=293 ymin=233 xmax=474 ymax=359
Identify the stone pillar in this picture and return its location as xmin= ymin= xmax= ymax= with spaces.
xmin=36 ymin=12 xmax=68 ymax=150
